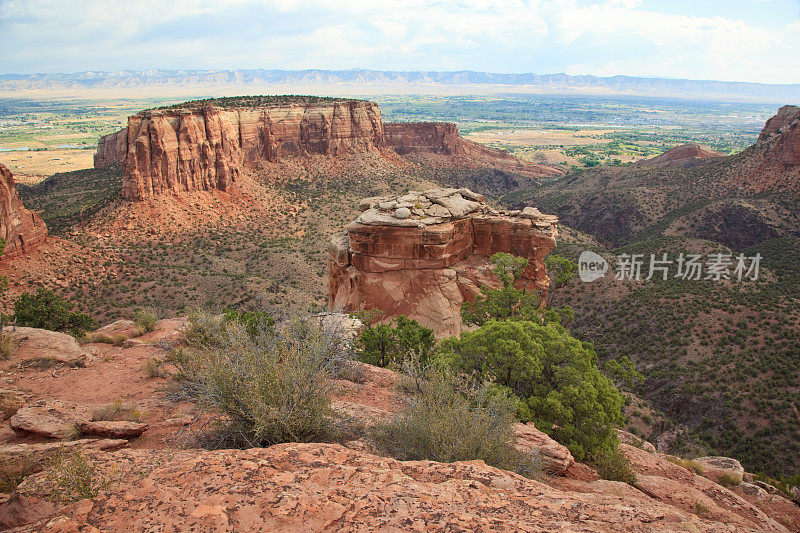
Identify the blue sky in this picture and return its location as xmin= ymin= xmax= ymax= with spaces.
xmin=1 ymin=0 xmax=799 ymax=83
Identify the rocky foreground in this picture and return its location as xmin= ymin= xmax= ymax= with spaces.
xmin=0 ymin=319 xmax=797 ymax=531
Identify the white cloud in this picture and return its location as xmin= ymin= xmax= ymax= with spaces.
xmin=0 ymin=0 xmax=798 ymax=83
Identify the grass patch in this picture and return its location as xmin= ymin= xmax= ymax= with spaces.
xmin=81 ymin=332 xmax=127 ymax=346
xmin=39 ymin=451 xmax=108 ymax=503
xmin=91 ymin=400 xmax=145 ymax=423
xmin=0 ymin=457 xmax=40 ymax=492
xmin=0 ymin=332 xmax=17 ymax=360
xmin=372 ymin=368 xmax=541 ymax=478
xmin=667 ymin=456 xmax=705 ymax=475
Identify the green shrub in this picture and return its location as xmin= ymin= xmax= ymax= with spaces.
xmin=170 ymin=313 xmax=343 ymax=447
xmin=372 ymin=368 xmax=540 ymax=478
xmin=132 ymin=308 xmax=158 ymax=333
xmin=221 ymin=308 xmax=275 ymax=338
xmin=461 ymin=252 xmax=573 ymax=327
xmin=358 ymin=315 xmax=435 ymax=368
xmin=545 ymin=254 xmax=577 ymax=289
xmin=13 ymin=288 xmax=94 ymax=336
xmin=591 ymin=446 xmax=637 ymax=484
xmin=440 ymin=319 xmax=625 ymax=462
xmin=41 ymin=451 xmax=106 ymax=503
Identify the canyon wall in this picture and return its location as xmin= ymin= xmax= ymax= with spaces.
xmin=93 ymin=129 xmax=127 ymax=169
xmin=728 ymin=104 xmax=800 ymax=192
xmin=328 ymin=188 xmax=558 ymax=336
xmin=107 ymin=99 xmax=386 ymax=200
xmin=384 ymin=122 xmax=563 ymax=177
xmin=0 ymin=163 xmax=47 ymax=258
xmin=95 ymin=99 xmax=564 ymax=201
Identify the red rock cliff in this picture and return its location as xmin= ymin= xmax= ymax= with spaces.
xmin=0 ymin=163 xmax=47 ymax=258
xmin=328 ymin=188 xmax=558 ymax=336
xmin=384 ymin=122 xmax=563 ymax=178
xmin=94 ymin=129 xmax=127 ymax=169
xmin=114 ymin=99 xmax=385 ymax=200
xmin=727 ymin=104 xmax=800 ymax=192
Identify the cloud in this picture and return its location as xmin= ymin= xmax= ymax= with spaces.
xmin=0 ymin=0 xmax=798 ymax=83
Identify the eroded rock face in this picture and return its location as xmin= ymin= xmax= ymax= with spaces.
xmin=0 ymin=163 xmax=47 ymax=258
xmin=328 ymin=188 xmax=558 ymax=336
xmin=93 ymin=129 xmax=127 ymax=168
xmin=728 ymin=104 xmax=800 ymax=192
xmin=37 ymin=443 xmax=751 ymax=532
xmin=384 ymin=121 xmax=563 ymax=178
xmin=113 ymin=100 xmax=385 ymax=200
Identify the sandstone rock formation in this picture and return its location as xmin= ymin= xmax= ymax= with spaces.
xmin=78 ymin=421 xmax=148 ymax=439
xmin=21 ymin=443 xmax=764 ymax=532
xmin=0 ymin=163 xmax=47 ymax=258
xmin=93 ymin=129 xmax=127 ymax=168
xmin=384 ymin=122 xmax=562 ymax=177
xmin=4 ymin=327 xmax=89 ymax=366
xmin=328 ymin=188 xmax=558 ymax=336
xmin=108 ymin=98 xmax=386 ymax=200
xmin=635 ymin=143 xmax=722 ymax=168
xmin=513 ymin=422 xmax=574 ymax=475
xmin=727 ymin=104 xmax=800 ymax=192
xmin=693 ymin=455 xmax=745 ymax=484
xmin=95 ymin=98 xmax=562 ymax=201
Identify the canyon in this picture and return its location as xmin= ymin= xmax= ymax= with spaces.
xmin=328 ymin=187 xmax=558 ymax=336
xmin=0 ymin=163 xmax=47 ymax=258
xmin=93 ymin=97 xmax=560 ymax=201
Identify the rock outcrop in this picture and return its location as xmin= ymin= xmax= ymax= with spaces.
xmin=114 ymin=98 xmax=385 ymax=200
xmin=0 ymin=163 xmax=47 ymax=258
xmin=328 ymin=188 xmax=558 ymax=336
xmin=635 ymin=143 xmax=722 ymax=168
xmin=23 ymin=443 xmax=766 ymax=532
xmin=93 ymin=129 xmax=127 ymax=168
xmin=4 ymin=327 xmax=89 ymax=366
xmin=95 ymin=97 xmax=563 ymax=201
xmin=385 ymin=121 xmax=563 ymax=177
xmin=727 ymin=104 xmax=800 ymax=192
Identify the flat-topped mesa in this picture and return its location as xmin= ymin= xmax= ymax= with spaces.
xmin=384 ymin=122 xmax=563 ymax=177
xmin=111 ymin=96 xmax=385 ymax=200
xmin=0 ymin=163 xmax=47 ymax=258
xmin=328 ymin=187 xmax=558 ymax=337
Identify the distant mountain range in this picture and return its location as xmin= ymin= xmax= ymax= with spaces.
xmin=1 ymin=69 xmax=799 ymax=102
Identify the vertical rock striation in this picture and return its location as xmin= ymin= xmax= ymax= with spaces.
xmin=0 ymin=163 xmax=47 ymax=258
xmin=328 ymin=188 xmax=558 ymax=336
xmin=109 ymin=99 xmax=386 ymax=200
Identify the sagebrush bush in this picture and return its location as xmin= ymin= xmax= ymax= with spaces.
xmin=372 ymin=368 xmax=540 ymax=478
xmin=132 ymin=308 xmax=158 ymax=334
xmin=171 ymin=312 xmax=349 ymax=448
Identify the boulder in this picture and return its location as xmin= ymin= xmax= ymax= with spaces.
xmin=77 ymin=421 xmax=148 ymax=439
xmin=10 ymin=399 xmax=89 ymax=439
xmin=693 ymin=456 xmax=745 ymax=485
xmin=0 ymin=439 xmax=127 ymax=468
xmin=4 ymin=327 xmax=88 ymax=366
xmin=513 ymin=422 xmax=574 ymax=475
xmin=616 ymin=429 xmax=657 ymax=453
xmin=93 ymin=320 xmax=139 ymax=339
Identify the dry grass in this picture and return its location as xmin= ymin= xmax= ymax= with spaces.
xmin=0 ymin=332 xmax=17 ymax=360
xmin=91 ymin=400 xmax=145 ymax=423
xmin=81 ymin=331 xmax=128 ymax=346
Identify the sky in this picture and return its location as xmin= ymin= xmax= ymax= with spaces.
xmin=1 ymin=0 xmax=799 ymax=84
